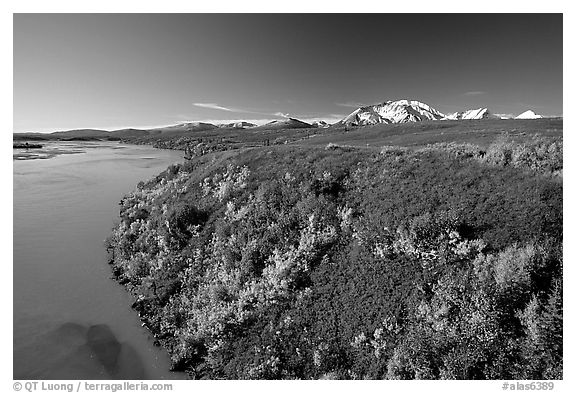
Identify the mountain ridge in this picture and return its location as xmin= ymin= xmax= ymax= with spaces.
xmin=444 ymin=108 xmax=500 ymax=120
xmin=13 ymin=100 xmax=556 ymax=137
xmin=336 ymin=99 xmax=447 ymax=127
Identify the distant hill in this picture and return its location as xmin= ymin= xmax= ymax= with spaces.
xmin=253 ymin=118 xmax=313 ymax=130
xmin=13 ymin=128 xmax=151 ymax=141
xmin=148 ymin=122 xmax=219 ymax=134
xmin=51 ymin=129 xmax=111 ymax=138
xmin=109 ymin=128 xmax=150 ymax=138
xmin=14 ymin=129 xmax=112 ymax=141
xmin=13 ymin=132 xmax=52 ymax=141
xmin=12 ymin=122 xmax=220 ymax=141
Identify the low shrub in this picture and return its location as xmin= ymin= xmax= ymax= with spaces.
xmin=106 ymin=144 xmax=562 ymax=379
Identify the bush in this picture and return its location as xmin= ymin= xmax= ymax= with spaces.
xmin=106 ymin=145 xmax=562 ymax=379
xmin=482 ymin=134 xmax=562 ymax=174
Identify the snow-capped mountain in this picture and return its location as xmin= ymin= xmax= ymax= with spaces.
xmin=312 ymin=120 xmax=330 ymax=128
xmin=146 ymin=100 xmax=534 ymax=134
xmin=515 ymin=110 xmax=543 ymax=119
xmin=445 ymin=108 xmax=500 ymax=120
xmin=336 ymin=100 xmax=446 ymax=126
xmin=218 ymin=121 xmax=258 ymax=129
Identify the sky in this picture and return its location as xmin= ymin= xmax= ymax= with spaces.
xmin=13 ymin=13 xmax=563 ymax=133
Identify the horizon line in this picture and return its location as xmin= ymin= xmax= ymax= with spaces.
xmin=12 ymin=115 xmax=564 ymax=135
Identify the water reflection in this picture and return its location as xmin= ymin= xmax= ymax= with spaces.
xmin=15 ymin=322 xmax=148 ymax=380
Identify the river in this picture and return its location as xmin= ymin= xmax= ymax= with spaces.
xmin=13 ymin=141 xmax=187 ymax=379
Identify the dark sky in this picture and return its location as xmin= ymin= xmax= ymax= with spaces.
xmin=13 ymin=14 xmax=563 ymax=132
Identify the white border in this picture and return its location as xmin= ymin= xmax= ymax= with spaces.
xmin=4 ymin=3 xmax=572 ymax=392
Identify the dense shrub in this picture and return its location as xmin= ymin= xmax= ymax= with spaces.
xmin=422 ymin=134 xmax=562 ymax=176
xmin=107 ymin=144 xmax=562 ymax=379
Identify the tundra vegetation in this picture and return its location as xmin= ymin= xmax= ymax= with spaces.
xmin=106 ymin=130 xmax=562 ymax=380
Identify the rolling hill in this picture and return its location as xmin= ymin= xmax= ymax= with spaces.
xmin=252 ymin=118 xmax=313 ymax=130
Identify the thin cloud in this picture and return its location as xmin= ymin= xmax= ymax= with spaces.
xmin=194 ymin=103 xmax=289 ymax=118
xmin=335 ymin=101 xmax=367 ymax=108
xmin=299 ymin=114 xmax=345 ymax=124
xmin=191 ymin=104 xmax=344 ymax=123
xmin=171 ymin=112 xmax=346 ymax=127
xmin=179 ymin=118 xmax=277 ymax=126
xmin=515 ymin=102 xmax=547 ymax=110
xmin=463 ymin=91 xmax=486 ymax=96
xmin=193 ymin=103 xmax=238 ymax=112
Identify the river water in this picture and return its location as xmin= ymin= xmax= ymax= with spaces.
xmin=13 ymin=141 xmax=186 ymax=379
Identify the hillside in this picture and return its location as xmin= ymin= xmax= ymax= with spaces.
xmin=106 ymin=119 xmax=562 ymax=379
xmin=126 ymin=118 xmax=564 ymax=154
xmin=253 ymin=118 xmax=313 ymax=130
xmin=51 ymin=129 xmax=111 ymax=138
xmin=148 ymin=122 xmax=219 ymax=135
xmin=310 ymin=118 xmax=563 ymax=149
xmin=110 ymin=128 xmax=150 ymax=138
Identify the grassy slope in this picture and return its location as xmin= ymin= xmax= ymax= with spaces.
xmin=14 ymin=118 xmax=561 ymax=146
xmin=302 ymin=118 xmax=563 ymax=148
xmin=132 ymin=118 xmax=563 ymax=153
